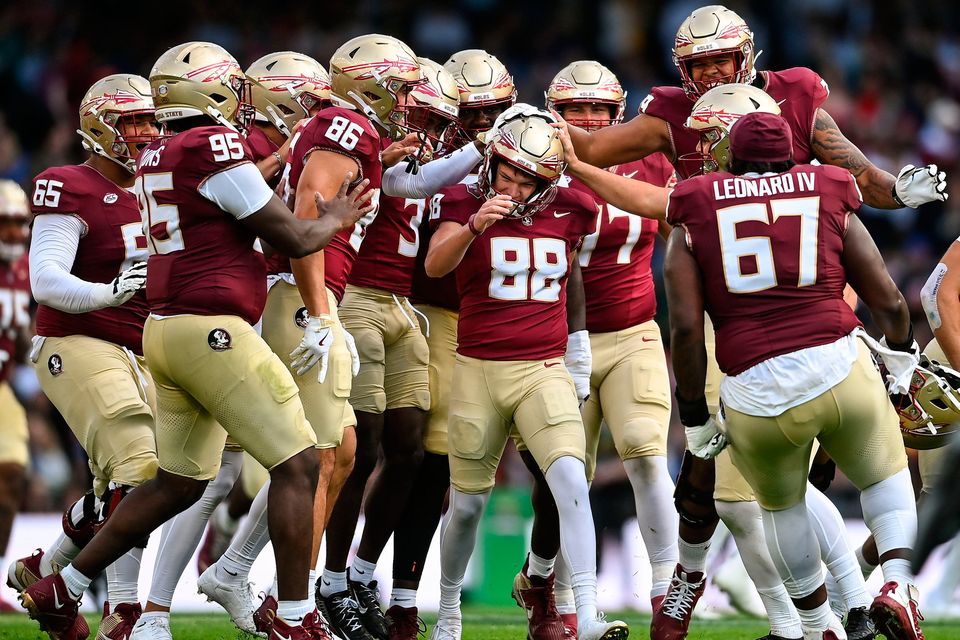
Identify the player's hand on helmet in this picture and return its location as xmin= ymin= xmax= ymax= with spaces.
xmin=685 ymin=417 xmax=728 ymax=460
xmin=290 ymin=315 xmax=334 ymax=382
xmin=109 ymin=261 xmax=147 ymax=305
xmin=381 ymin=133 xmax=422 ymax=168
xmin=565 ymin=330 xmax=592 ymax=407
xmin=549 ymin=110 xmax=583 ymax=172
xmin=315 ymin=175 xmax=374 ymax=231
xmin=469 ymin=194 xmax=511 ymax=234
xmin=878 ymin=335 xmax=921 ymax=395
xmin=894 ymin=164 xmax=948 ymax=208
xmin=342 ymin=328 xmax=361 ymax=377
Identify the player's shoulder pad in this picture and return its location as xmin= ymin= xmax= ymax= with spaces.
xmin=641 ymin=85 xmax=688 ymax=116
xmin=31 ymin=164 xmax=97 ymax=213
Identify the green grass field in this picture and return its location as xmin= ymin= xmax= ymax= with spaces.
xmin=0 ymin=609 xmax=958 ymax=639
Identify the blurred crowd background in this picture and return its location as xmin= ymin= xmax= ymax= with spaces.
xmin=1 ymin=0 xmax=958 ymax=536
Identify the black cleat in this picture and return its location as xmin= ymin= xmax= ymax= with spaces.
xmin=350 ymin=577 xmax=390 ymax=640
xmin=845 ymin=606 xmax=878 ymax=640
xmin=322 ymin=590 xmax=377 ymax=640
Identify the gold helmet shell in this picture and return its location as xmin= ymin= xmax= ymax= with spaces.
xmin=894 ymin=357 xmax=960 ymax=450
xmin=544 ymin=60 xmax=626 ymax=128
xmin=684 ymin=83 xmax=780 ymax=173
xmin=78 ymin=74 xmax=157 ymax=173
xmin=149 ymin=42 xmax=253 ymax=131
xmin=329 ymin=34 xmax=422 ymax=140
xmin=673 ymin=5 xmax=758 ymax=98
xmin=246 ymin=51 xmax=331 ymax=138
xmin=0 ymin=180 xmax=29 ymax=262
xmin=477 ymin=112 xmax=565 ymax=219
xmin=444 ymin=49 xmax=516 ymax=109
xmin=407 ymin=57 xmax=460 ymax=155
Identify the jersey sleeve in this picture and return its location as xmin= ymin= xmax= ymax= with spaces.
xmin=665 ymin=180 xmax=695 ymax=226
xmin=570 ymin=189 xmax=600 ymax=240
xmin=30 ymin=167 xmax=88 ymax=224
xmin=639 ymin=86 xmax=685 ymax=120
xmin=435 ymin=185 xmax=474 ymax=227
xmin=183 ymin=126 xmax=257 ymax=181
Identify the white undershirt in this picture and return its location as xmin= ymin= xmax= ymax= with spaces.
xmin=198 ymin=162 xmax=274 ymax=219
xmin=720 ymin=332 xmax=860 ymax=417
xmin=382 ymin=142 xmax=483 ymax=198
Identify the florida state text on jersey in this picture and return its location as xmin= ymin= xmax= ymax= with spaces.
xmin=436 ymin=184 xmax=598 ymax=360
xmin=33 ymin=164 xmax=149 ymax=353
xmin=667 ymin=164 xmax=862 ymax=375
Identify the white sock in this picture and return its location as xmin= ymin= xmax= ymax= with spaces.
xmin=544 ymin=456 xmax=598 ymax=625
xmin=106 ymin=547 xmax=142 ymax=605
xmin=148 ymin=451 xmax=242 ymax=607
xmin=555 ymin=554 xmax=576 ymax=615
xmin=212 ymin=502 xmax=240 ymax=538
xmin=855 ymin=545 xmax=877 ymax=581
xmin=624 ymin=456 xmax=679 ymax=598
xmin=139 ymin=611 xmax=169 ymax=622
xmin=308 ymin=570 xmax=317 ymax=605
xmin=351 ymin=557 xmax=377 ymax=586
xmin=42 ymin=533 xmax=81 ymax=576
xmin=796 ymin=600 xmax=843 ymax=636
xmin=219 ymin=478 xmax=271 ymax=582
xmin=277 ymin=599 xmax=313 ymax=624
xmin=437 ymin=489 xmax=488 ymax=621
xmin=861 ymin=469 xmax=916 ymax=584
xmin=527 ymin=551 xmax=555 ymax=579
xmin=678 ymin=538 xmax=711 ymax=575
xmin=319 ymin=569 xmax=347 ymax=597
xmin=390 ymin=587 xmax=417 ymax=609
xmin=60 ymin=564 xmax=92 ymax=600
xmin=756 ymin=584 xmax=804 ymax=639
xmin=805 ymin=484 xmax=872 ymax=612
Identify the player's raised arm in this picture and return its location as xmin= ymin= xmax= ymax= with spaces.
xmin=566 ymin=112 xmax=671 ymax=168
xmin=921 ymin=239 xmax=960 ymax=367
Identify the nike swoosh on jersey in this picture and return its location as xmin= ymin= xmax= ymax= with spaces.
xmin=553 ymin=211 xmax=572 ymax=218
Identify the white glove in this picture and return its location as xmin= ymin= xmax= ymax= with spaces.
xmin=685 ymin=417 xmax=728 ymax=460
xmin=109 ymin=262 xmax=147 ymax=305
xmin=894 ymin=164 xmax=948 ymax=208
xmin=565 ymin=330 xmax=592 ymax=407
xmin=290 ymin=315 xmax=334 ymax=381
xmin=877 ymin=336 xmax=921 ymax=395
xmin=343 ymin=329 xmax=360 ymax=377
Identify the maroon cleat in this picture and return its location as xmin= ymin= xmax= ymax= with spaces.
xmin=19 ymin=573 xmax=89 ymax=639
xmin=870 ymin=581 xmax=924 ymax=640
xmin=650 ymin=564 xmax=706 ymax=640
xmin=270 ymin=609 xmax=333 ymax=639
xmin=254 ymin=594 xmax=279 ymax=635
xmin=652 ymin=595 xmax=665 ymax=614
xmin=7 ymin=548 xmax=47 ymax=592
xmin=97 ymin=601 xmax=142 ymax=640
xmin=512 ymin=566 xmax=567 ymax=640
xmin=386 ymin=605 xmax=425 ymax=640
xmin=559 ymin=613 xmax=577 ymax=638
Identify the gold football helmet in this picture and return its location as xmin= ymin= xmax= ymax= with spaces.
xmin=476 ymin=113 xmax=565 ymax=219
xmin=444 ymin=49 xmax=516 ymax=141
xmin=674 ymin=5 xmax=758 ymax=98
xmin=894 ymin=357 xmax=960 ymax=450
xmin=329 ymin=34 xmax=423 ymax=140
xmin=407 ymin=57 xmax=460 ymax=157
xmin=544 ymin=60 xmax=626 ymax=130
xmin=149 ymin=42 xmax=254 ymax=131
xmin=246 ymin=51 xmax=331 ymax=138
xmin=683 ymin=83 xmax=781 ymax=174
xmin=0 ymin=180 xmax=29 ymax=263
xmin=78 ymin=74 xmax=158 ymax=173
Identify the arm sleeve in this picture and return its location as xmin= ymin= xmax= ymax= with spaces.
xmin=382 ymin=142 xmax=483 ymax=198
xmin=198 ymin=162 xmax=274 ymax=220
xmin=29 ymin=215 xmax=117 ymax=312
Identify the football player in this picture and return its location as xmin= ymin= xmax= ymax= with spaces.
xmin=666 ymin=110 xmax=924 ymax=640
xmin=506 ymin=61 xmax=679 ymax=638
xmin=444 ymin=49 xmax=517 ymax=148
xmin=130 ymin=51 xmax=334 ymax=640
xmin=424 ymin=113 xmax=627 ymax=640
xmin=0 ymin=180 xmax=30 ymax=614
xmin=9 ymin=74 xmax=159 ymax=640
xmin=561 ymin=5 xmax=946 ymax=637
xmin=17 ymin=41 xmax=372 ymax=640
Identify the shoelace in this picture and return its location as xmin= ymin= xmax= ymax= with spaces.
xmin=395 ymin=611 xmax=427 ymax=637
xmin=661 ymin=577 xmax=700 ymax=620
xmin=332 ymin=596 xmax=367 ymax=632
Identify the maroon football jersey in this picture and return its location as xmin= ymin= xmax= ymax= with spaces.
xmin=667 ymin=164 xmax=862 ymax=375
xmin=571 ymin=155 xmax=676 ymax=333
xmin=245 ymin=125 xmax=281 ymax=188
xmin=411 ymin=191 xmax=461 ymax=311
xmin=32 ymin=164 xmax=150 ymax=353
xmin=0 ymin=255 xmax=30 ymax=383
xmin=347 ymin=193 xmax=424 ymax=297
xmin=135 ymin=126 xmax=266 ymax=325
xmin=437 ymin=184 xmax=598 ymax=360
xmin=284 ymin=107 xmax=383 ymax=302
xmin=642 ymin=68 xmax=829 ymax=180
